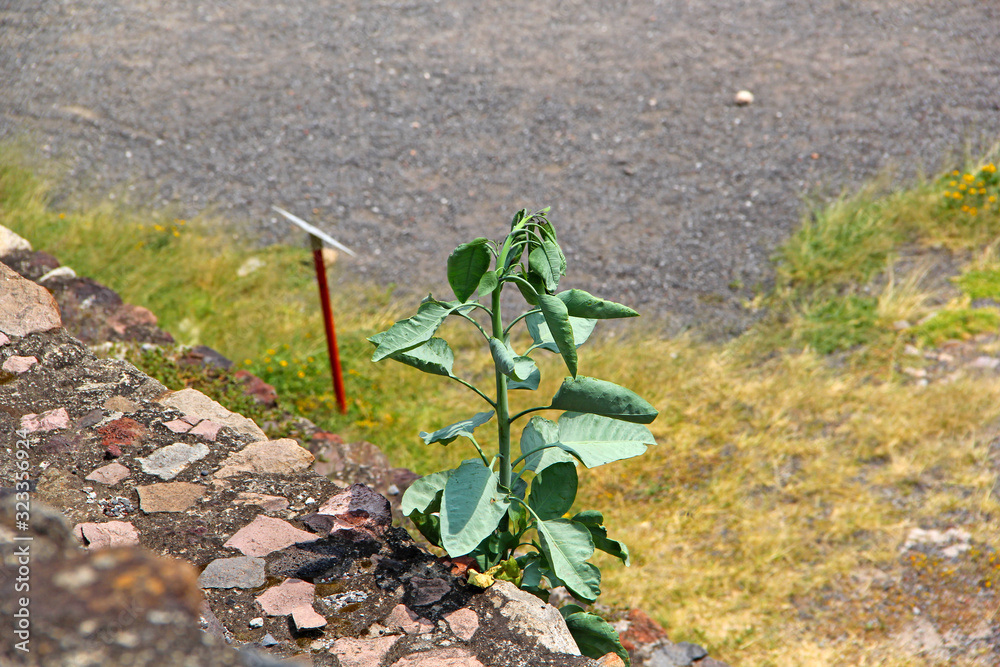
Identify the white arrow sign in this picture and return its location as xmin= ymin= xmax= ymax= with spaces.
xmin=271 ymin=206 xmax=357 ymax=257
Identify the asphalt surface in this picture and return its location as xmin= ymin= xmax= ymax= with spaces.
xmin=2 ymin=0 xmax=999 ymax=335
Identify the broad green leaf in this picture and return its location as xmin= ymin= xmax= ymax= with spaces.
xmin=448 ymin=238 xmax=492 ymax=302
xmin=572 ymin=510 xmax=630 ymax=566
xmin=553 ymin=412 xmax=656 ymax=468
xmin=370 ymin=300 xmax=460 ymax=362
xmin=537 ymin=293 xmax=577 ymax=377
xmin=528 ymin=240 xmax=564 ymax=292
xmin=440 ymin=459 xmax=510 ymax=556
xmin=368 ymin=334 xmax=454 ymax=377
xmin=535 ymin=518 xmax=601 ymax=602
xmin=525 ymin=312 xmax=597 ymax=353
xmin=507 ymin=498 xmax=529 ymax=534
xmin=489 ymin=337 xmax=516 ymax=377
xmin=556 ymin=289 xmax=638 ymax=319
xmin=558 ymin=604 xmax=586 ymax=619
xmin=529 ymin=461 xmax=578 ymax=520
xmin=420 ymin=411 xmax=495 ymax=445
xmin=401 ymin=470 xmax=452 ymax=515
xmin=519 ymin=416 xmax=575 ymax=473
xmin=564 ymin=612 xmax=630 ymax=665
xmin=508 ymin=364 xmax=540 ymax=391
xmin=551 ymin=376 xmax=658 ymax=424
xmin=477 ymin=270 xmax=500 ymax=298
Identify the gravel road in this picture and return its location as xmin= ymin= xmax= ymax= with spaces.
xmin=2 ymin=0 xmax=999 ymax=335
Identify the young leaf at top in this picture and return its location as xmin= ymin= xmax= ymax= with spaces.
xmin=537 ymin=293 xmax=578 ymax=377
xmin=440 ymin=459 xmax=510 ymax=556
xmin=370 ymin=299 xmax=461 ymax=362
xmin=563 ymin=612 xmax=631 ymax=665
xmin=556 ymin=289 xmax=638 ymax=319
xmin=528 ymin=461 xmax=578 ymax=520
xmin=525 ymin=312 xmax=597 ymax=353
xmin=528 ymin=240 xmax=565 ymax=292
xmin=519 ymin=416 xmax=576 ymax=473
xmin=448 ymin=238 xmax=493 ymax=302
xmin=420 ymin=411 xmax=495 ymax=445
xmin=551 ymin=376 xmax=658 ymax=423
xmin=572 ymin=510 xmax=630 ymax=566
xmin=552 ymin=412 xmax=656 ymax=469
xmin=535 ymin=518 xmax=601 ymax=602
xmin=368 ymin=334 xmax=455 ymax=377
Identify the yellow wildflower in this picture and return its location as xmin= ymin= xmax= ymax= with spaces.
xmin=959 ymin=183 xmax=967 ymax=191
xmin=280 ymin=360 xmax=288 ymax=367
xmin=153 ymin=224 xmax=165 ymax=232
xmin=267 ymin=348 xmax=276 ymax=355
xmin=949 ymin=180 xmax=958 ymax=187
xmin=963 ymin=173 xmax=975 ymax=183
xmin=298 ymin=371 xmax=305 ymax=378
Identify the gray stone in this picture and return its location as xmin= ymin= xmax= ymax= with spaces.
xmin=409 ymin=576 xmax=450 ymax=606
xmin=486 ymin=580 xmax=580 ymax=656
xmin=0 ymin=225 xmax=32 ymax=254
xmin=138 ymin=442 xmax=210 ymax=480
xmin=647 ymin=640 xmax=708 ymax=667
xmin=198 ymin=557 xmax=266 ymax=589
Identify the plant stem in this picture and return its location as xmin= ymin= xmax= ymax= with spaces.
xmin=492 ymin=285 xmax=512 ymax=490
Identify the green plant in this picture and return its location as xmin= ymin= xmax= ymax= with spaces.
xmin=369 ymin=209 xmax=657 ymax=663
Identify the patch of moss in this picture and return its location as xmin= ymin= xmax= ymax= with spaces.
xmin=910 ymin=308 xmax=1000 ymax=346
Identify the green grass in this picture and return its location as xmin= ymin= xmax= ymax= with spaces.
xmin=5 ymin=144 xmax=1000 ymax=666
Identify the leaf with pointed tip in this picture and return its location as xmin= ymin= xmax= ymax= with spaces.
xmin=370 ymin=300 xmax=461 ymax=362
xmin=556 ymin=289 xmax=638 ymax=319
xmin=448 ymin=238 xmax=492 ymax=302
xmin=525 ymin=312 xmax=597 ymax=353
xmin=537 ymin=293 xmax=578 ymax=377
xmin=440 ymin=459 xmax=510 ymax=556
xmin=519 ymin=416 xmax=575 ymax=473
xmin=420 ymin=411 xmax=495 ymax=445
xmin=550 ymin=412 xmax=656 ymax=468
xmin=368 ymin=334 xmax=454 ymax=377
xmin=564 ymin=612 xmax=630 ymax=665
xmin=551 ymin=376 xmax=658 ymax=424
xmin=572 ymin=510 xmax=630 ymax=566
xmin=513 ymin=270 xmax=544 ymax=306
xmin=535 ymin=518 xmax=601 ymax=602
xmin=529 ymin=461 xmax=578 ymax=520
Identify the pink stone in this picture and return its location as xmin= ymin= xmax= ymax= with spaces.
xmin=234 ymin=492 xmax=290 ymax=512
xmin=0 ymin=263 xmax=62 ymax=337
xmin=163 ymin=419 xmax=193 ymax=433
xmin=291 ymin=605 xmax=327 ymax=630
xmin=314 ymin=483 xmax=392 ymax=534
xmin=73 ymin=521 xmax=141 ymax=549
xmin=136 ymin=482 xmax=207 ymax=513
xmin=0 ymin=332 xmax=9 ymax=346
xmin=2 ymin=355 xmax=37 ymax=373
xmin=330 ymin=636 xmax=400 ymax=667
xmin=444 ymin=608 xmax=479 ymax=641
xmin=188 ymin=419 xmax=221 ymax=440
xmin=85 ymin=462 xmax=130 ymax=485
xmin=224 ymin=514 xmax=318 ymax=557
xmin=390 ymin=648 xmax=485 ymax=667
xmin=385 ymin=604 xmax=434 ymax=635
xmin=20 ymin=407 xmax=70 ymax=433
xmin=256 ymin=578 xmax=315 ymax=616
xmin=181 ymin=414 xmax=202 ymax=426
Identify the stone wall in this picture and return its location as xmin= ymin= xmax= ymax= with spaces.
xmin=0 ymin=225 xmax=728 ymax=667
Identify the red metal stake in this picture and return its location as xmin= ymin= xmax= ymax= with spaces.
xmin=310 ymin=235 xmax=347 ymax=414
